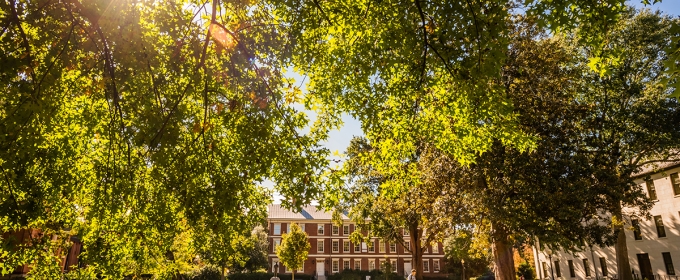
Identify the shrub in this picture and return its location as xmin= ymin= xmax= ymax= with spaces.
xmin=516 ymin=262 xmax=535 ymax=280
xmin=228 ymin=272 xmax=314 ymax=280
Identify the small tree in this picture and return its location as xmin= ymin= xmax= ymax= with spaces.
xmin=277 ymin=223 xmax=311 ymax=280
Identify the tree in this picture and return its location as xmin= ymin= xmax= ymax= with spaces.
xmin=0 ymin=0 xmax=328 ymax=277
xmin=443 ymin=227 xmax=493 ymax=280
xmin=276 ymin=223 xmax=310 ymax=280
xmin=331 ymin=136 xmax=473 ymax=280
xmin=571 ymin=10 xmax=680 ymax=280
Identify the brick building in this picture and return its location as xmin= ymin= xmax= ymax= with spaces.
xmin=267 ymin=205 xmax=448 ymax=280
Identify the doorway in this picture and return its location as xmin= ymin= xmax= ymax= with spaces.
xmin=404 ymin=260 xmax=412 ymax=277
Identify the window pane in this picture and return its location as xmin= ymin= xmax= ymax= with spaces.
xmin=663 ymin=252 xmax=676 ymax=275
xmin=654 ymin=216 xmax=666 ymax=238
xmin=355 ymin=260 xmax=361 ymax=270
xmin=600 ymin=258 xmax=608 ymax=276
xmin=333 ymin=240 xmax=339 ymax=252
xmin=671 ymin=173 xmax=680 ymax=196
xmin=645 ymin=179 xmax=658 ymax=200
xmin=423 ymin=260 xmax=430 ymax=272
xmin=333 ymin=261 xmax=339 ymax=272
xmin=354 ymin=242 xmax=360 ymax=252
xmin=274 ymin=224 xmax=281 ymax=235
xmin=318 ymin=240 xmax=324 ymax=252
xmin=568 ymin=260 xmax=575 ymax=278
xmin=583 ymin=259 xmax=591 ymax=277
xmin=434 ymin=260 xmax=440 ymax=272
xmin=344 ymin=261 xmax=350 ymax=270
xmin=632 ymin=219 xmax=643 ymax=240
xmin=432 ymin=244 xmax=439 ymax=253
xmin=389 ymin=243 xmax=396 ymax=253
xmin=392 ymin=260 xmax=397 ymax=273
xmin=343 ymin=225 xmax=350 ymax=235
xmin=555 ymin=261 xmax=561 ymax=277
xmin=370 ymin=260 xmax=375 ymax=271
xmin=344 ymin=240 xmax=350 ymax=252
xmin=333 ymin=225 xmax=339 ymax=235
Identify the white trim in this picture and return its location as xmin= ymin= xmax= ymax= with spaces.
xmin=317 ymin=240 xmax=324 ymax=253
xmin=423 ymin=259 xmax=430 ymax=273
xmin=332 ymin=239 xmax=340 ymax=253
xmin=332 ymin=259 xmax=340 ymax=273
xmin=343 ymin=240 xmax=351 ymax=253
xmin=332 ymin=225 xmax=339 ymax=235
xmin=354 ymin=259 xmax=362 ymax=270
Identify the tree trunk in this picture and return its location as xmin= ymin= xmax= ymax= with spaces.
xmin=292 ymin=270 xmax=295 ymax=280
xmin=410 ymin=224 xmax=424 ymax=280
xmin=221 ymin=264 xmax=226 ymax=280
xmin=613 ymin=204 xmax=632 ymax=280
xmin=491 ymin=222 xmax=515 ymax=280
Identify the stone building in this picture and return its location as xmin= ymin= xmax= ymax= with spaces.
xmin=533 ymin=162 xmax=680 ymax=280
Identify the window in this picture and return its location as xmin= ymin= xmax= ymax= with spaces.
xmin=318 ymin=224 xmax=325 ymax=235
xmin=391 ymin=260 xmax=397 ymax=273
xmin=389 ymin=243 xmax=396 ymax=253
xmin=434 ymin=260 xmax=440 ymax=272
xmin=654 ymin=215 xmax=667 ymax=238
xmin=369 ymin=260 xmax=376 ymax=271
xmin=423 ymin=260 xmax=430 ymax=272
xmin=379 ymin=241 xmax=386 ymax=253
xmin=354 ymin=242 xmax=361 ymax=252
xmin=355 ymin=260 xmax=361 ymax=270
xmin=663 ymin=252 xmax=676 ymax=275
xmin=568 ymin=260 xmax=575 ymax=278
xmin=344 ymin=260 xmax=350 ymax=270
xmin=600 ymin=257 xmax=608 ymax=277
xmin=583 ymin=259 xmax=591 ymax=277
xmin=555 ymin=261 xmax=562 ymax=277
xmin=380 ymin=260 xmax=386 ymax=271
xmin=333 ymin=225 xmax=339 ymax=235
xmin=369 ymin=240 xmax=375 ymax=252
xmin=646 ymin=179 xmax=657 ymax=200
xmin=333 ymin=240 xmax=339 ymax=252
xmin=274 ymin=223 xmax=281 ymax=235
xmin=424 ymin=246 xmax=428 ymax=253
xmin=543 ymin=262 xmax=549 ymax=279
xmin=332 ymin=260 xmax=339 ymax=273
xmin=632 ymin=219 xmax=642 ymax=240
xmin=432 ymin=244 xmax=439 ymax=254
xmin=405 ymin=241 xmax=411 ymax=251
xmin=404 ymin=229 xmax=409 ymax=236
xmin=274 ymin=239 xmax=281 ymax=253
xmin=343 ymin=225 xmax=350 ymax=235
xmin=318 ymin=240 xmax=324 ymax=253
xmin=344 ymin=240 xmax=350 ymax=252
xmin=300 ymin=223 xmax=305 ymax=232
xmin=671 ymin=173 xmax=680 ymax=196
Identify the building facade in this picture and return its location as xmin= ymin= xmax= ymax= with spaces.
xmin=267 ymin=205 xmax=448 ymax=280
xmin=533 ymin=163 xmax=680 ymax=280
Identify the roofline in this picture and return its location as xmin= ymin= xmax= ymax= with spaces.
xmin=632 ymin=161 xmax=680 ymax=179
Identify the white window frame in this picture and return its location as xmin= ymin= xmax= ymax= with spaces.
xmin=355 ymin=260 xmax=361 ymax=270
xmin=379 ymin=240 xmax=386 ymax=253
xmin=389 ymin=242 xmax=396 ymax=253
xmin=423 ymin=259 xmax=430 ymax=272
xmin=273 ymin=223 xmax=281 ymax=235
xmin=332 ymin=225 xmax=339 ymax=235
xmin=343 ymin=225 xmax=350 ymax=235
xmin=434 ymin=260 xmax=440 ymax=272
xmin=380 ymin=260 xmax=387 ymax=271
xmin=432 ymin=243 xmax=439 ymax=254
xmin=391 ymin=260 xmax=397 ymax=273
xmin=369 ymin=240 xmax=375 ymax=252
xmin=405 ymin=241 xmax=411 ymax=251
xmin=354 ymin=242 xmax=360 ymax=252
xmin=369 ymin=260 xmax=376 ymax=271
xmin=318 ymin=240 xmax=324 ymax=253
xmin=274 ymin=239 xmax=281 ymax=253
xmin=332 ymin=239 xmax=339 ymax=253
xmin=343 ymin=240 xmax=350 ymax=253
xmin=403 ymin=229 xmax=409 ymax=236
xmin=318 ymin=224 xmax=325 ymax=235
xmin=300 ymin=223 xmax=305 ymax=232
xmin=332 ymin=259 xmax=339 ymax=273
xmin=344 ymin=260 xmax=350 ymax=270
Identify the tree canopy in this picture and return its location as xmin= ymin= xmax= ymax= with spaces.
xmin=0 ymin=0 xmax=675 ymax=278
